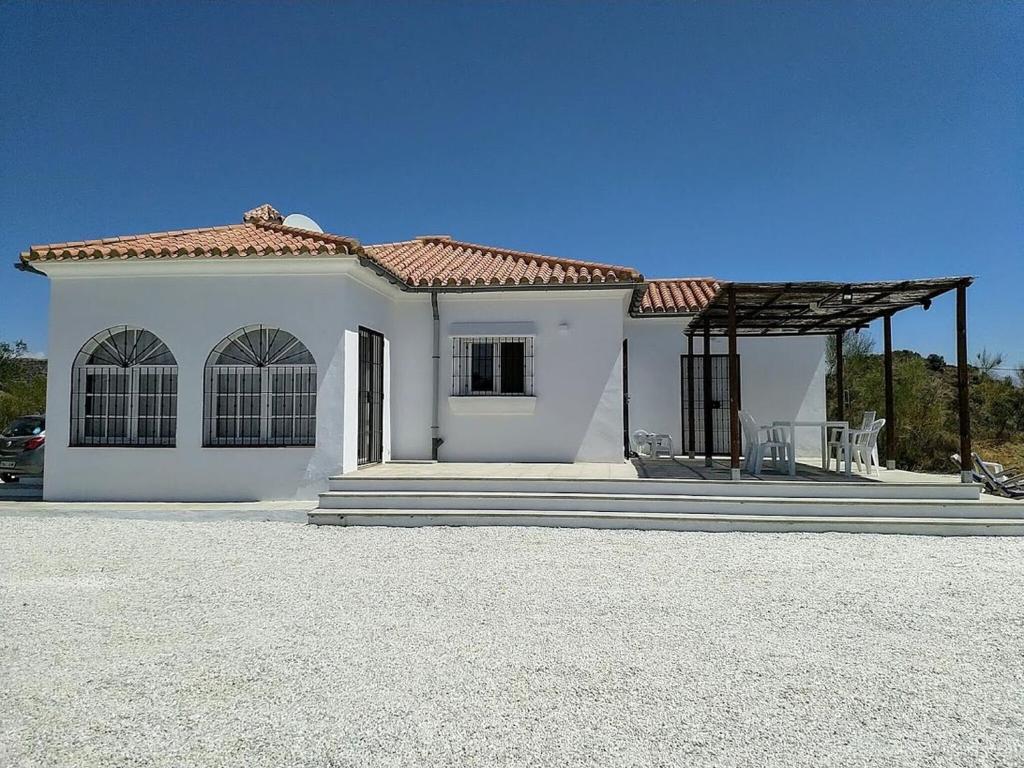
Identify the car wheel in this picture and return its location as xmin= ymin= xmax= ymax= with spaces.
xmin=0 ymin=473 xmax=18 ymax=483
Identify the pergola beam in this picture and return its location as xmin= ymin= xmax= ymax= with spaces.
xmin=728 ymin=284 xmax=741 ymax=479
xmin=686 ymin=333 xmax=695 ymax=460
xmin=835 ymin=329 xmax=845 ymax=422
xmin=795 ymin=284 xmax=908 ymax=335
xmin=883 ymin=314 xmax=896 ymax=470
xmin=740 ymin=291 xmax=786 ymax=321
xmin=703 ymin=320 xmax=713 ymax=467
xmin=956 ymin=281 xmax=972 ymax=482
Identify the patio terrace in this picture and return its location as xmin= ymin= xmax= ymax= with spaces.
xmin=351 ymin=458 xmax=968 ymax=486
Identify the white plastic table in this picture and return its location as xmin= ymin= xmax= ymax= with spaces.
xmin=772 ymin=420 xmax=851 ymax=475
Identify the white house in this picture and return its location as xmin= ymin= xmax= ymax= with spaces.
xmin=19 ymin=204 xmax=825 ymax=501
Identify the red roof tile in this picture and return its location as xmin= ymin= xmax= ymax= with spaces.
xmin=363 ymin=236 xmax=641 ymax=287
xmin=633 ymin=278 xmax=721 ymax=315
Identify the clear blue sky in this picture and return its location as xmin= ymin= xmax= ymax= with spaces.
xmin=1 ymin=2 xmax=1021 ymax=368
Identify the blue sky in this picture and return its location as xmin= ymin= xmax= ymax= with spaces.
xmin=1 ymin=2 xmax=1020 ymax=369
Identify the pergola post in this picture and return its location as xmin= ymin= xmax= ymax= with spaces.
xmin=727 ymin=284 xmax=741 ymax=479
xmin=835 ymin=329 xmax=845 ymax=422
xmin=703 ymin=320 xmax=713 ymax=467
xmin=883 ymin=314 xmax=895 ymax=470
xmin=956 ymin=281 xmax=972 ymax=482
xmin=686 ymin=333 xmax=696 ymax=460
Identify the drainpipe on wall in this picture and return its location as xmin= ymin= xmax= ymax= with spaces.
xmin=431 ymin=292 xmax=444 ymax=460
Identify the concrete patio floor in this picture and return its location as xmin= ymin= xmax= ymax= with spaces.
xmin=353 ymin=457 xmax=967 ymax=485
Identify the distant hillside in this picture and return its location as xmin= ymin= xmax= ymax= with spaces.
xmin=827 ymin=345 xmax=1024 ymax=472
xmin=15 ymin=358 xmax=46 ymax=379
xmin=0 ymin=355 xmax=47 ymax=426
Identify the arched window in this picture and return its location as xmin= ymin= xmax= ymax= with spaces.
xmin=203 ymin=325 xmax=316 ymax=447
xmin=71 ymin=326 xmax=178 ymax=446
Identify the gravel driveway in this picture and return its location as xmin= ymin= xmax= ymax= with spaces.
xmin=2 ymin=517 xmax=1022 ymax=767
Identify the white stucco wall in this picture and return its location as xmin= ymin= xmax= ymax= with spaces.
xmin=388 ymin=297 xmax=434 ymax=461
xmin=436 ymin=290 xmax=630 ymax=463
xmin=38 ymin=257 xmax=632 ymax=500
xmin=37 ymin=253 xmax=825 ymax=501
xmin=624 ymin=317 xmax=827 ymax=458
xmin=41 ymin=261 xmax=400 ymax=501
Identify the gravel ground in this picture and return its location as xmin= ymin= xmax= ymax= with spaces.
xmin=2 ymin=518 xmax=1023 ymax=768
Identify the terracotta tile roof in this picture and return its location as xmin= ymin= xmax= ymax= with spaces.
xmin=363 ymin=236 xmax=641 ymax=287
xmin=20 ymin=204 xmax=642 ymax=289
xmin=21 ymin=219 xmax=361 ymax=264
xmin=633 ymin=278 xmax=722 ymax=315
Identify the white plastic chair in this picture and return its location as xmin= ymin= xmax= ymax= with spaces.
xmin=632 ymin=430 xmax=673 ymax=458
xmin=850 ymin=418 xmax=886 ymax=476
xmin=739 ymin=412 xmax=792 ymax=475
xmin=828 ymin=411 xmax=876 ymax=471
xmin=631 ymin=430 xmax=655 ymax=457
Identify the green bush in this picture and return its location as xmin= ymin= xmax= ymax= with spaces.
xmin=0 ymin=339 xmax=47 ymax=429
xmin=827 ymin=332 xmax=1024 ymax=472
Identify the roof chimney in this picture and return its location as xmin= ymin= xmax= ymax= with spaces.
xmin=243 ymin=204 xmax=283 ymax=225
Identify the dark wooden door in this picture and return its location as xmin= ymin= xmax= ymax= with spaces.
xmin=358 ymin=327 xmax=384 ymax=465
xmin=680 ymin=354 xmax=740 ymax=455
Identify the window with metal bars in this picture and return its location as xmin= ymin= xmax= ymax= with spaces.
xmin=70 ymin=327 xmax=178 ymax=446
xmin=452 ymin=336 xmax=533 ymax=396
xmin=203 ymin=325 xmax=317 ymax=447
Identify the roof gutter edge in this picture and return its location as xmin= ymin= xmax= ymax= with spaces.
xmin=14 ymin=259 xmax=45 ymax=277
xmin=628 ymin=310 xmax=704 ymax=319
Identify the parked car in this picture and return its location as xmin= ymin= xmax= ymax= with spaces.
xmin=0 ymin=414 xmax=45 ymax=483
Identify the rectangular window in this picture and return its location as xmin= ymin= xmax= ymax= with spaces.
xmin=452 ymin=336 xmax=533 ymax=396
xmin=71 ymin=366 xmax=177 ymax=447
xmin=204 ymin=365 xmax=316 ymax=447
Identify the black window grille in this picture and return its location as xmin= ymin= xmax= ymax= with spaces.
xmin=203 ymin=326 xmax=317 ymax=447
xmin=452 ymin=336 xmax=534 ymax=396
xmin=70 ymin=326 xmax=177 ymax=447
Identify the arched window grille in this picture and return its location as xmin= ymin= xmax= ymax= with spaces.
xmin=203 ymin=325 xmax=317 ymax=447
xmin=71 ymin=326 xmax=178 ymax=446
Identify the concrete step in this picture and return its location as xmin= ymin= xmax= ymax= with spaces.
xmin=307 ymin=508 xmax=1024 ymax=536
xmin=327 ymin=475 xmax=981 ymax=501
xmin=316 ymin=490 xmax=1018 ymax=519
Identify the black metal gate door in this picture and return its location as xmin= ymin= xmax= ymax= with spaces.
xmin=358 ymin=326 xmax=384 ymax=465
xmin=680 ymin=354 xmax=739 ymax=455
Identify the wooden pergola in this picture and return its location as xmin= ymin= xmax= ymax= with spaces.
xmin=684 ymin=276 xmax=975 ymax=481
